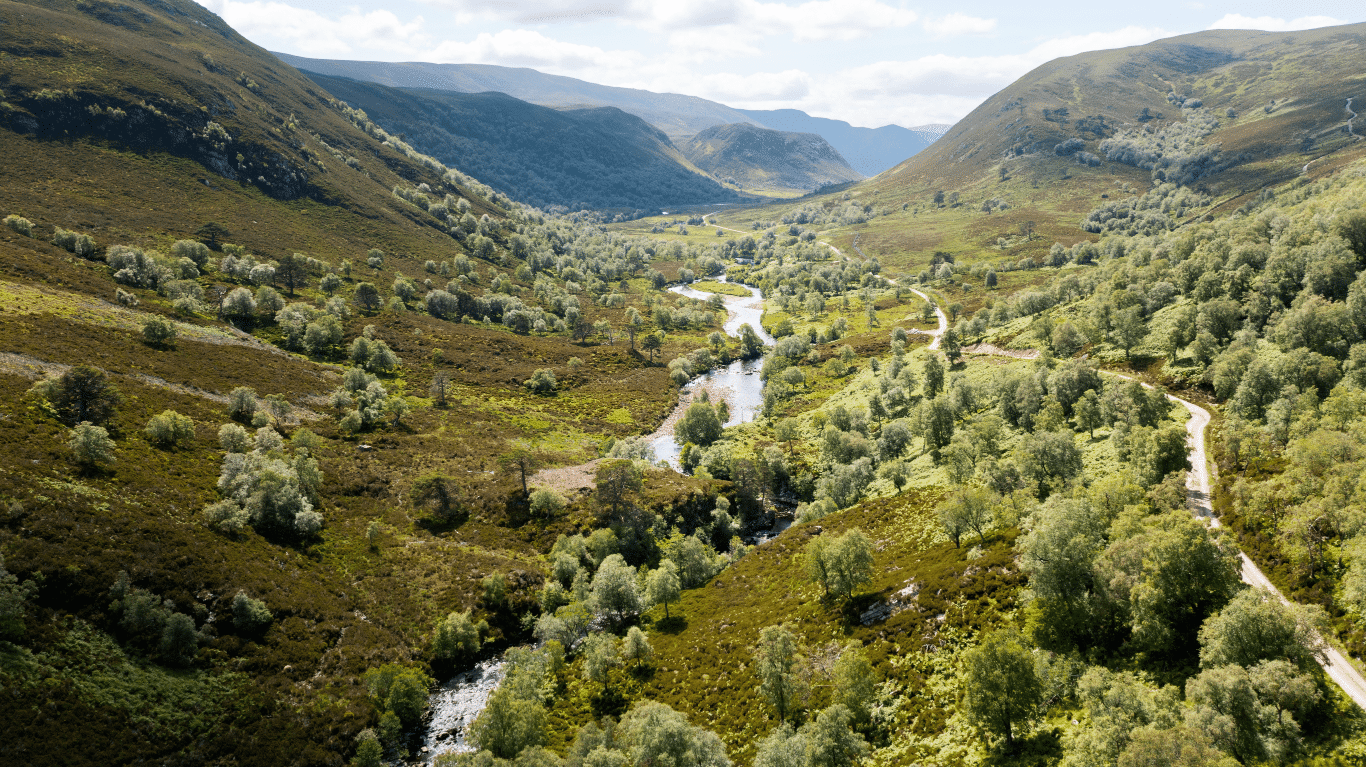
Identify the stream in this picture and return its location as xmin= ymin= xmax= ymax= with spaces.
xmin=420 ymin=657 xmax=506 ymax=762
xmin=647 ymin=278 xmax=775 ymax=468
xmin=421 ymin=280 xmax=782 ymax=758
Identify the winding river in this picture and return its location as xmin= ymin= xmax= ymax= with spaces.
xmin=647 ymin=279 xmax=775 ymax=468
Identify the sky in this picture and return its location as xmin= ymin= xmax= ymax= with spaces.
xmin=194 ymin=0 xmax=1366 ymax=130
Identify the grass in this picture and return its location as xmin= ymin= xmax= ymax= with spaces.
xmin=689 ymin=280 xmax=751 ymax=297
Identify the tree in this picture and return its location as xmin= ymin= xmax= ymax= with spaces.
xmin=195 ymin=221 xmax=230 ymax=249
xmin=942 ymin=329 xmax=962 ymax=364
xmin=69 ymin=422 xmax=115 ymax=468
xmin=622 ymin=626 xmax=652 ymax=668
xmin=525 ymin=368 xmax=557 ymax=394
xmin=739 ymin=323 xmax=765 ymax=359
xmin=232 ymin=591 xmax=273 ymax=634
xmin=353 ymin=282 xmax=381 ymax=313
xmin=595 ymin=459 xmax=642 ymax=521
xmin=582 ymin=632 xmax=622 ymax=683
xmin=159 ymin=612 xmax=198 ymax=666
xmin=144 ymin=409 xmax=195 ymax=448
xmin=0 ymin=555 xmax=39 ymax=639
xmin=227 ymin=386 xmax=258 ymax=423
xmin=986 ymin=269 xmax=998 ymax=289
xmin=962 ymin=629 xmax=1043 ymax=748
xmin=277 ymin=252 xmax=309 ymax=295
xmin=433 ymin=610 xmax=482 ymax=661
xmin=1117 ymin=724 xmax=1239 ymax=767
xmin=469 ymin=683 xmax=547 ymax=758
xmin=924 ymin=355 xmax=945 ymax=397
xmin=1185 ymin=660 xmax=1318 ymax=763
xmin=938 ymin=486 xmax=995 ymax=547
xmin=52 ymin=365 xmax=121 ymax=426
xmin=1076 ymin=389 xmax=1104 ymax=437
xmin=529 ymin=488 xmax=565 ymax=518
xmin=500 ymin=448 xmax=540 ymax=497
xmin=833 ymin=644 xmax=876 ymax=724
xmin=142 ymin=316 xmax=177 ymax=347
xmin=804 ymin=529 xmax=873 ymax=602
xmin=921 ymin=396 xmax=955 ymax=455
xmin=1111 ymin=306 xmax=1148 ymax=359
xmin=412 ymin=473 xmax=457 ymax=519
xmin=1131 ymin=512 xmax=1241 ymax=656
xmin=641 ymin=331 xmax=663 ymax=362
xmin=754 ymin=624 xmax=806 ymax=722
xmin=675 ymin=401 xmax=723 ymax=447
xmin=429 ymin=371 xmax=452 ymax=407
xmin=618 ymin=701 xmax=731 ymax=767
xmin=590 ymin=554 xmax=642 ymax=625
xmin=646 ymin=560 xmax=681 ymax=619
xmin=1198 ymin=587 xmax=1328 ymax=671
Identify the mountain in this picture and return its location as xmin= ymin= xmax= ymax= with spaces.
xmin=680 ymin=123 xmax=863 ymax=196
xmin=874 ymin=23 xmax=1366 ymax=203
xmin=302 ymin=72 xmax=735 ymax=211
xmin=738 ymin=109 xmax=945 ymax=176
xmin=273 ymin=53 xmax=763 ymax=141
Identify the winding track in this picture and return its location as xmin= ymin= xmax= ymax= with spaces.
xmin=1349 ymin=97 xmax=1360 ymax=140
xmin=1109 ymin=374 xmax=1366 ymax=710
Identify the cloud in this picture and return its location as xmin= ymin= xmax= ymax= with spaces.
xmin=1206 ymin=14 xmax=1345 ymax=32
xmin=695 ymin=70 xmax=813 ymax=102
xmin=414 ymin=0 xmax=914 ymax=41
xmin=427 ymin=29 xmax=641 ymax=71
xmin=195 ymin=0 xmax=429 ymax=56
xmin=922 ymin=13 xmax=996 ymax=38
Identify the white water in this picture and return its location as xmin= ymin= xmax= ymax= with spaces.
xmin=421 ymin=657 xmax=506 ymax=762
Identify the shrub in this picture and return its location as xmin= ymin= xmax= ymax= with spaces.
xmin=227 ymin=386 xmax=258 ymax=422
xmin=171 ymin=239 xmax=211 ymax=267
xmin=3 ymin=214 xmax=32 ymax=236
xmin=159 ymin=613 xmax=198 ymax=667
xmin=52 ymin=227 xmax=96 ymax=257
xmin=218 ymin=423 xmax=251 ymax=453
xmin=525 ymin=368 xmax=557 ymax=394
xmin=141 ymin=316 xmax=177 ymax=346
xmin=68 ymin=422 xmax=115 ymax=468
xmin=433 ymin=610 xmax=484 ymax=661
xmin=232 ymin=591 xmax=273 ymax=634
xmin=144 ymin=410 xmax=195 ymax=448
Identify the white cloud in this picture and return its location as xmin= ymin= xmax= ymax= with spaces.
xmin=922 ymin=13 xmax=996 ymax=38
xmin=426 ymin=29 xmax=641 ymax=71
xmin=694 ymin=70 xmax=813 ymax=102
xmin=1206 ymin=14 xmax=1344 ymax=32
xmin=747 ymin=0 xmax=917 ymax=42
xmin=196 ymin=0 xmax=429 ymax=56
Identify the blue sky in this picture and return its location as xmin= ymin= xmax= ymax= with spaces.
xmin=195 ymin=0 xmax=1365 ymax=129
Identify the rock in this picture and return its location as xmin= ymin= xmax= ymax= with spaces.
xmin=859 ymin=601 xmax=892 ymax=625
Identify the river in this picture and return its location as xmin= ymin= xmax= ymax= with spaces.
xmin=422 ymin=279 xmax=780 ymax=759
xmin=647 ymin=278 xmax=775 ymax=468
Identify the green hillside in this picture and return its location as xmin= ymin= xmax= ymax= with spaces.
xmin=301 ymin=73 xmax=737 ymax=212
xmin=682 ymin=123 xmax=863 ymax=197
xmin=8 ymin=4 xmax=1366 ymax=767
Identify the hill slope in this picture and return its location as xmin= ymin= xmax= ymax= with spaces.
xmin=273 ymin=53 xmax=762 ymax=141
xmin=303 ymin=72 xmax=735 ymax=211
xmin=681 ymin=123 xmax=863 ymax=197
xmin=738 ymin=108 xmax=944 ymax=176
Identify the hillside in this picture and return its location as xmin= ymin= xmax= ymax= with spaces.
xmin=681 ymin=123 xmax=863 ymax=197
xmin=302 ymin=72 xmax=735 ymax=211
xmin=273 ymin=53 xmax=763 ymax=141
xmin=738 ymin=108 xmax=944 ymax=177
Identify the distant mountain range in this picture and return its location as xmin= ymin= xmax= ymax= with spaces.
xmin=304 ymin=72 xmax=736 ymax=210
xmin=681 ymin=123 xmax=863 ymax=196
xmin=273 ymin=53 xmax=946 ymax=175
xmin=738 ymin=110 xmax=947 ymax=177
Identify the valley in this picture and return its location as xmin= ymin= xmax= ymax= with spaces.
xmin=5 ymin=2 xmax=1366 ymax=767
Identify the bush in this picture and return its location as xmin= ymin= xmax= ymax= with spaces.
xmin=218 ymin=423 xmax=251 ymax=453
xmin=68 ymin=422 xmax=115 ymax=468
xmin=144 ymin=410 xmax=195 ymax=448
xmin=3 ymin=214 xmax=32 ymax=236
xmin=228 ymin=386 xmax=258 ymax=422
xmin=433 ymin=610 xmax=484 ymax=661
xmin=525 ymin=368 xmax=557 ymax=394
xmin=52 ymin=227 xmax=96 ymax=257
xmin=141 ymin=316 xmax=177 ymax=346
xmin=232 ymin=591 xmax=273 ymax=635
